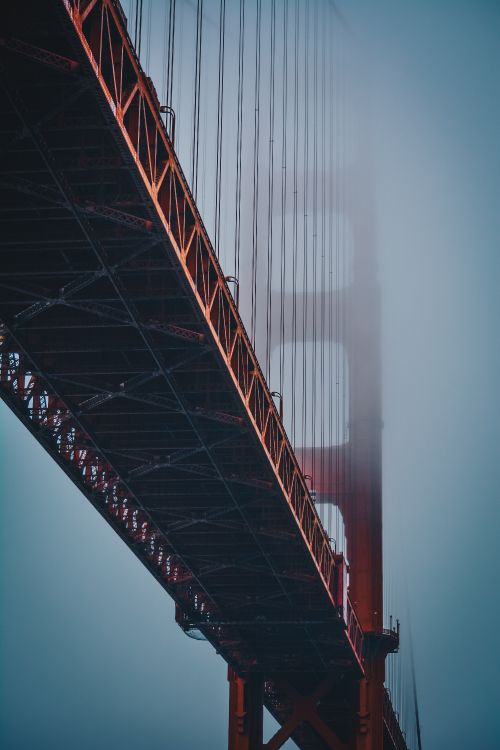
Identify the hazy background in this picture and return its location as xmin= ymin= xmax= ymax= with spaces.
xmin=1 ymin=1 xmax=500 ymax=748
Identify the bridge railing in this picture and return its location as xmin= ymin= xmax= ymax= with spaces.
xmin=383 ymin=688 xmax=409 ymax=750
xmin=64 ymin=0 xmax=350 ymax=614
xmin=345 ymin=597 xmax=364 ymax=661
xmin=0 ymin=346 xmax=225 ymax=633
xmin=4 ymin=0 xmax=363 ymax=668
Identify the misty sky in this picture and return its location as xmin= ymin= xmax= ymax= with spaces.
xmin=1 ymin=1 xmax=500 ymax=748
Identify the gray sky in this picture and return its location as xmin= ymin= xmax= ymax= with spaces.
xmin=355 ymin=0 xmax=500 ymax=745
xmin=1 ymin=1 xmax=500 ymax=748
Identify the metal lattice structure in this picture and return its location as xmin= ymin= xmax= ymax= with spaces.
xmin=0 ymin=2 xmax=407 ymax=749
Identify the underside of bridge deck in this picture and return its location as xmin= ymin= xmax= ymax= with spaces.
xmin=0 ymin=3 xmax=407 ymax=749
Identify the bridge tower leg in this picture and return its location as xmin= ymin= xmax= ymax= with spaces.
xmin=228 ymin=668 xmax=264 ymax=750
xmin=348 ymin=180 xmax=385 ymax=750
xmin=357 ymin=657 xmax=385 ymax=750
xmin=348 ymin=396 xmax=385 ymax=750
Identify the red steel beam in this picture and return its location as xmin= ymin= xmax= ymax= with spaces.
xmin=61 ymin=0 xmax=363 ymax=667
xmin=0 ymin=347 xmax=220 ymax=628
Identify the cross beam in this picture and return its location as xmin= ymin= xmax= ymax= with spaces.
xmin=228 ymin=670 xmax=347 ymax=750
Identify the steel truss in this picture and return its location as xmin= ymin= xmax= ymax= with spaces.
xmin=0 ymin=2 xmax=408 ymax=748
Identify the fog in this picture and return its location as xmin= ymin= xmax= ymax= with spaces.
xmin=1 ymin=1 xmax=500 ymax=748
xmin=357 ymin=1 xmax=500 ymax=745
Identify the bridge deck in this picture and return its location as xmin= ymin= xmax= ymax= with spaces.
xmin=0 ymin=2 xmax=407 ymax=748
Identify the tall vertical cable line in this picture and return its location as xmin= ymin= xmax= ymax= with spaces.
xmin=214 ymin=0 xmax=226 ymax=257
xmin=409 ymin=619 xmax=423 ymax=750
xmin=327 ymin=0 xmax=335 ymax=546
xmin=278 ymin=0 xmax=289 ymax=399
xmin=134 ymin=0 xmax=143 ymax=55
xmin=265 ymin=0 xmax=276 ymax=381
xmin=233 ymin=0 xmax=245 ymax=282
xmin=291 ymin=0 xmax=299 ymax=447
xmin=334 ymin=12 xmax=341 ymax=549
xmin=320 ymin=0 xmax=327 ymax=530
xmin=250 ymin=0 xmax=262 ymax=347
xmin=301 ymin=0 xmax=310 ymax=451
xmin=174 ymin=0 xmax=184 ymax=156
xmin=161 ymin=2 xmax=168 ymax=105
xmin=137 ymin=0 xmax=143 ymax=58
xmin=311 ymin=0 xmax=319 ymax=498
xmin=200 ymin=61 xmax=209 ymax=217
xmin=191 ymin=0 xmax=203 ymax=200
xmin=340 ymin=21 xmax=348 ymax=537
xmin=144 ymin=0 xmax=152 ymax=73
xmin=166 ymin=0 xmax=176 ymax=112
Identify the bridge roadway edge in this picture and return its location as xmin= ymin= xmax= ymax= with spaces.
xmin=0 ymin=2 xmax=407 ymax=749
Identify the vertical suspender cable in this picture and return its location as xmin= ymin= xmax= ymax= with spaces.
xmin=137 ymin=0 xmax=143 ymax=58
xmin=265 ymin=0 xmax=276 ymax=381
xmin=161 ymin=2 xmax=168 ymax=104
xmin=409 ymin=621 xmax=423 ymax=750
xmin=278 ymin=0 xmax=289 ymax=399
xmin=166 ymin=0 xmax=177 ymax=112
xmin=145 ymin=0 xmax=152 ymax=73
xmin=320 ymin=0 xmax=326 ymax=526
xmin=234 ymin=0 xmax=245 ymax=281
xmin=191 ymin=0 xmax=203 ymax=199
xmin=335 ymin=14 xmax=341 ymax=548
xmin=200 ymin=63 xmax=208 ymax=214
xmin=341 ymin=17 xmax=349 ymax=550
xmin=175 ymin=2 xmax=184 ymax=156
xmin=214 ymin=0 xmax=226 ymax=257
xmin=301 ymin=0 xmax=309 ymax=451
xmin=291 ymin=0 xmax=299 ymax=446
xmin=339 ymin=17 xmax=345 ymax=547
xmin=328 ymin=1 xmax=335 ymax=545
xmin=251 ymin=0 xmax=262 ymax=346
xmin=134 ymin=0 xmax=140 ymax=52
xmin=311 ymin=0 xmax=318 ymax=494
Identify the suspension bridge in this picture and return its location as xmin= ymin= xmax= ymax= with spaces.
xmin=0 ymin=1 xmax=421 ymax=748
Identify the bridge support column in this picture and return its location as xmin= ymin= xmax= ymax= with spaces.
xmin=356 ymin=657 xmax=385 ymax=750
xmin=264 ymin=676 xmax=346 ymax=750
xmin=228 ymin=668 xmax=264 ymax=750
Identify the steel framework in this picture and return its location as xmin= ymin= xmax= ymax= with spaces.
xmin=0 ymin=2 xmax=407 ymax=749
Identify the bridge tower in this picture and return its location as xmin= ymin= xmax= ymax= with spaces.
xmin=227 ymin=118 xmax=391 ymax=750
xmin=347 ymin=151 xmax=386 ymax=750
xmin=0 ymin=3 xmax=407 ymax=749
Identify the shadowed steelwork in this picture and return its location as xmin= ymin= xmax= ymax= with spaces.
xmin=0 ymin=2 xmax=408 ymax=749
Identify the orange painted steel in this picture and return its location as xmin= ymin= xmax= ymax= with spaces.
xmin=63 ymin=0 xmax=363 ymax=665
xmin=0 ymin=2 xmax=412 ymax=748
xmin=228 ymin=669 xmax=264 ymax=750
xmin=0 ymin=348 xmax=218 ymax=624
xmin=264 ymin=676 xmax=348 ymax=750
xmin=383 ymin=689 xmax=410 ymax=750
